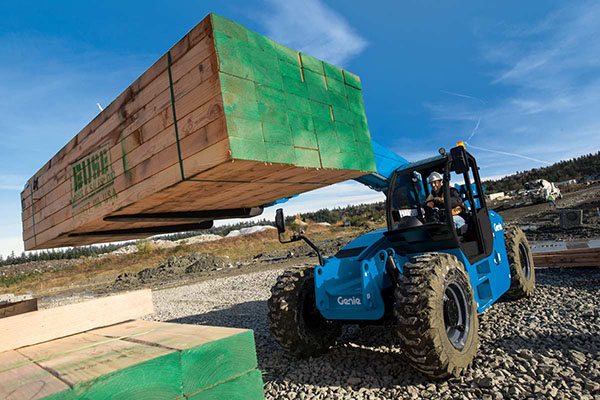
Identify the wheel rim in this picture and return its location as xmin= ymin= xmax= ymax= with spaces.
xmin=443 ymin=280 xmax=470 ymax=350
xmin=518 ymin=242 xmax=531 ymax=280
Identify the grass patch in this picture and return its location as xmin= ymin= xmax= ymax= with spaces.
xmin=3 ymin=225 xmax=367 ymax=295
xmin=1 ymin=272 xmax=42 ymax=287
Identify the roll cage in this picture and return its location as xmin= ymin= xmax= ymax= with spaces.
xmin=384 ymin=146 xmax=493 ymax=264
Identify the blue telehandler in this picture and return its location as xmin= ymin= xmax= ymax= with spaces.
xmin=267 ymin=142 xmax=535 ymax=378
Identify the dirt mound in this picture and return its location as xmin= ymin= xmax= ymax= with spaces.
xmin=225 ymin=226 xmax=275 ymax=237
xmin=108 ymin=234 xmax=223 ymax=256
xmin=113 ymin=253 xmax=229 ymax=289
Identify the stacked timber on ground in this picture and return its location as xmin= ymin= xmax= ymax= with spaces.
xmin=0 ymin=291 xmax=264 ymax=399
xmin=0 ymin=298 xmax=37 ymax=319
xmin=21 ymin=13 xmax=376 ymax=250
xmin=533 ymin=248 xmax=600 ymax=268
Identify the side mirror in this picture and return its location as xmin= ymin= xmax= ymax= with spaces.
xmin=275 ymin=208 xmax=285 ymax=234
xmin=450 ymin=146 xmax=469 ymax=174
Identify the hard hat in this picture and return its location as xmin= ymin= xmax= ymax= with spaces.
xmin=428 ymin=171 xmax=443 ymax=183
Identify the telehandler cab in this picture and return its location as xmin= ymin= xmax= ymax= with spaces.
xmin=268 ymin=144 xmax=535 ymax=378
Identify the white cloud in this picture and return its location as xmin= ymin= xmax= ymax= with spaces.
xmin=424 ymin=2 xmax=600 ymax=176
xmin=0 ymin=175 xmax=27 ymax=191
xmin=257 ymin=0 xmax=368 ymax=67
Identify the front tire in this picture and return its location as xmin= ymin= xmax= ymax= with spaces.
xmin=395 ymin=253 xmax=479 ymax=378
xmin=504 ymin=226 xmax=536 ymax=299
xmin=268 ymin=267 xmax=341 ymax=358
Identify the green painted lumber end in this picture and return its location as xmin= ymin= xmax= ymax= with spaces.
xmin=210 ymin=13 xmax=376 ymax=173
xmin=73 ymin=352 xmax=182 ymax=400
xmin=17 ymin=322 xmax=265 ymax=400
xmin=43 ymin=390 xmax=77 ymax=400
xmin=187 ymin=369 xmax=265 ymax=400
xmin=181 ymin=330 xmax=258 ymax=395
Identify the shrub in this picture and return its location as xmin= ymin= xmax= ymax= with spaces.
xmin=287 ymin=221 xmax=300 ymax=232
xmin=135 ymin=240 xmax=154 ymax=254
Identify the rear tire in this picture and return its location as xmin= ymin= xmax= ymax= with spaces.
xmin=395 ymin=253 xmax=479 ymax=378
xmin=504 ymin=226 xmax=536 ymax=299
xmin=268 ymin=267 xmax=341 ymax=358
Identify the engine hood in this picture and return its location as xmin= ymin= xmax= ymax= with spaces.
xmin=332 ymin=228 xmax=390 ymax=261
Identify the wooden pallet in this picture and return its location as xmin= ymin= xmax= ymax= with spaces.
xmin=21 ymin=13 xmax=376 ymax=250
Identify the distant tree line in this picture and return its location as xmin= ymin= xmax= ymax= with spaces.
xmin=0 ymin=243 xmax=127 ymax=266
xmin=288 ymin=202 xmax=386 ymax=225
xmin=0 ymin=218 xmax=276 ymax=267
xmin=483 ymin=151 xmax=600 ymax=193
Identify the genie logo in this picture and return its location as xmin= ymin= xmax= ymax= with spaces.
xmin=494 ymin=223 xmax=503 ymax=232
xmin=337 ymin=296 xmax=362 ymax=306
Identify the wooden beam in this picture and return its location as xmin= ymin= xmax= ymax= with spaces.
xmin=17 ymin=332 xmax=181 ymax=399
xmin=24 ymin=68 xmax=222 ymax=237
xmin=0 ymin=350 xmax=72 ymax=400
xmin=0 ymin=290 xmax=153 ymax=352
xmin=533 ymin=248 xmax=600 ymax=268
xmin=0 ymin=298 xmax=38 ymax=319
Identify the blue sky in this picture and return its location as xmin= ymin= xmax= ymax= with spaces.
xmin=1 ymin=0 xmax=599 ymax=257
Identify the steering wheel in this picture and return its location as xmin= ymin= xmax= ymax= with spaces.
xmin=425 ymin=206 xmax=445 ymax=223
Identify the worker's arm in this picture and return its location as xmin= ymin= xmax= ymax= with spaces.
xmin=427 ymin=188 xmax=464 ymax=209
xmin=448 ymin=188 xmax=467 ymax=210
xmin=425 ymin=194 xmax=444 ymax=208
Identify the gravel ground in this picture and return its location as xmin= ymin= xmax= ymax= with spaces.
xmin=149 ymin=266 xmax=600 ymax=400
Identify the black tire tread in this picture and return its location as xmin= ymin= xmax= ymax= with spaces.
xmin=267 ymin=267 xmax=341 ymax=358
xmin=394 ymin=253 xmax=479 ymax=378
xmin=504 ymin=226 xmax=536 ymax=299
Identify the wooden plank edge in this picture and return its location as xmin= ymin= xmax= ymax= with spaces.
xmin=0 ymin=290 xmax=153 ymax=352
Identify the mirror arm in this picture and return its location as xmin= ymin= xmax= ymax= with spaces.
xmin=277 ymin=232 xmax=324 ymax=266
xmin=277 ymin=231 xmax=293 ymax=244
xmin=297 ymin=235 xmax=325 ymax=266
xmin=275 ymin=207 xmax=324 ymax=266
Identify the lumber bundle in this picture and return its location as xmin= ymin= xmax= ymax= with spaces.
xmin=21 ymin=13 xmax=376 ymax=250
xmin=533 ymin=248 xmax=600 ymax=268
xmin=0 ymin=291 xmax=264 ymax=399
xmin=0 ymin=320 xmax=264 ymax=400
